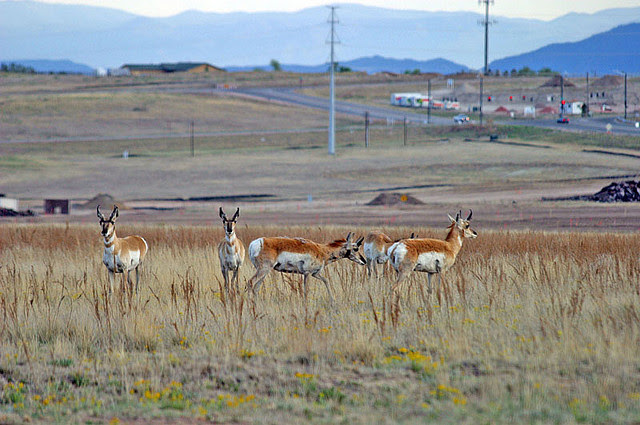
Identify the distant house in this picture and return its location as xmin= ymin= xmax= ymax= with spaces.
xmin=121 ymin=62 xmax=224 ymax=75
xmin=562 ymin=100 xmax=584 ymax=115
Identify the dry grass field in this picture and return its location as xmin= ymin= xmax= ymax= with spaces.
xmin=2 ymin=72 xmax=640 ymax=423
xmin=1 ymin=224 xmax=640 ymax=424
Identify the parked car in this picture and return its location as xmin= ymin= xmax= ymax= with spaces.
xmin=453 ymin=114 xmax=470 ymax=124
xmin=557 ymin=117 xmax=570 ymax=124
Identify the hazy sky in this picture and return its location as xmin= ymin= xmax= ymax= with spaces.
xmin=32 ymin=0 xmax=640 ymax=19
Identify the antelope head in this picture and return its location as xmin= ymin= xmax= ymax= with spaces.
xmin=97 ymin=204 xmax=119 ymax=237
xmin=329 ymin=232 xmax=366 ymax=265
xmin=447 ymin=210 xmax=478 ymax=239
xmin=219 ymin=207 xmax=240 ymax=236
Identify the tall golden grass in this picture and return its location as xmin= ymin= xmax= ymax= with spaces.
xmin=1 ymin=223 xmax=639 ymax=423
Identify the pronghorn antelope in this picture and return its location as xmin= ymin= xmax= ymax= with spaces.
xmin=247 ymin=232 xmax=366 ymax=301
xmin=363 ymin=231 xmax=416 ymax=279
xmin=97 ymin=205 xmax=148 ymax=294
xmin=388 ymin=211 xmax=477 ymax=295
xmin=217 ymin=207 xmax=245 ymax=293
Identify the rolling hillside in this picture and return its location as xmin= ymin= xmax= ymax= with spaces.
xmin=490 ymin=23 xmax=640 ymax=74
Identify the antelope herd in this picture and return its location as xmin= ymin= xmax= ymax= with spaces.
xmin=97 ymin=205 xmax=477 ymax=301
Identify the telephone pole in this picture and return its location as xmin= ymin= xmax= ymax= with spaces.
xmin=479 ymin=0 xmax=494 ymax=75
xmin=327 ymin=6 xmax=339 ymax=155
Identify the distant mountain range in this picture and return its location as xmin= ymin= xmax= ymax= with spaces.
xmin=227 ymin=56 xmax=469 ymax=74
xmin=1 ymin=59 xmax=95 ymax=74
xmin=1 ymin=1 xmax=640 ymax=71
xmin=489 ymin=23 xmax=640 ymax=75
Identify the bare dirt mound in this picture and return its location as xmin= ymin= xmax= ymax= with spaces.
xmin=76 ymin=193 xmax=127 ymax=210
xmin=540 ymin=75 xmax=575 ymax=88
xmin=366 ymin=192 xmax=424 ymax=206
xmin=592 ymin=75 xmax=623 ymax=88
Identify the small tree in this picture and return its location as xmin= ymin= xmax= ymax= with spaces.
xmin=270 ymin=59 xmax=282 ymax=72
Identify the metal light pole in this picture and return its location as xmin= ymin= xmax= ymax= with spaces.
xmin=479 ymin=0 xmax=494 ymax=75
xmin=327 ymin=6 xmax=339 ymax=155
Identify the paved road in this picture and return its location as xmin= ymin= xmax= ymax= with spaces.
xmin=239 ymin=86 xmax=640 ymax=136
xmin=500 ymin=116 xmax=640 ymax=136
xmin=235 ymin=87 xmax=452 ymax=125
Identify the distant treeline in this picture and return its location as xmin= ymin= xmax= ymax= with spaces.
xmin=1 ymin=62 xmax=36 ymax=73
xmin=401 ymin=66 xmax=558 ymax=76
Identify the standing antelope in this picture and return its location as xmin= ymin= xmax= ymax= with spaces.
xmin=364 ymin=231 xmax=416 ymax=279
xmin=388 ymin=210 xmax=477 ymax=295
xmin=247 ymin=232 xmax=366 ymax=302
xmin=97 ymin=205 xmax=148 ymax=294
xmin=217 ymin=207 xmax=245 ymax=294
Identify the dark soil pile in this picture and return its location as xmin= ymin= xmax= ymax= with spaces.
xmin=0 ymin=207 xmax=36 ymax=217
xmin=366 ymin=192 xmax=424 ymax=206
xmin=587 ymin=180 xmax=640 ymax=203
xmin=539 ymin=75 xmax=575 ymax=88
xmin=592 ymin=75 xmax=623 ymax=88
xmin=76 ymin=193 xmax=126 ymax=210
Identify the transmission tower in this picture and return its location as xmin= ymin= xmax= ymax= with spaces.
xmin=479 ymin=0 xmax=495 ymax=75
xmin=327 ymin=6 xmax=340 ymax=155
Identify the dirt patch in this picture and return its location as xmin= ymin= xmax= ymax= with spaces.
xmin=75 ymin=193 xmax=127 ymax=210
xmin=366 ymin=192 xmax=424 ymax=206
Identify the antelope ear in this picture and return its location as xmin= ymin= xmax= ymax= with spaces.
xmin=345 ymin=232 xmax=353 ymax=243
xmin=355 ymin=236 xmax=364 ymax=247
xmin=232 ymin=207 xmax=240 ymax=221
xmin=447 ymin=213 xmax=456 ymax=223
xmin=97 ymin=205 xmax=105 ymax=220
xmin=219 ymin=207 xmax=225 ymax=219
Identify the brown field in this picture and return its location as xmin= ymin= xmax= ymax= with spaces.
xmin=1 ymin=223 xmax=640 ymax=424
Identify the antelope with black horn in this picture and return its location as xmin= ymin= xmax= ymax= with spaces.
xmin=387 ymin=210 xmax=477 ymax=295
xmin=97 ymin=204 xmax=148 ymax=294
xmin=246 ymin=232 xmax=365 ymax=302
xmin=217 ymin=207 xmax=245 ymax=294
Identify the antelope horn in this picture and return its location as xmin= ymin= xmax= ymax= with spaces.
xmin=109 ymin=204 xmax=119 ymax=220
xmin=455 ymin=211 xmax=461 ymax=222
xmin=466 ymin=209 xmax=473 ymax=221
xmin=219 ymin=207 xmax=226 ymax=219
xmin=232 ymin=207 xmax=240 ymax=221
xmin=355 ymin=236 xmax=364 ymax=246
xmin=97 ymin=205 xmax=105 ymax=220
xmin=346 ymin=232 xmax=353 ymax=243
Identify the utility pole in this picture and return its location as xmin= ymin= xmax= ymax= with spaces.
xmin=427 ymin=79 xmax=432 ymax=124
xmin=586 ymin=72 xmax=589 ymax=117
xmin=479 ymin=76 xmax=484 ymax=125
xmin=479 ymin=0 xmax=494 ymax=75
xmin=364 ymin=111 xmax=370 ymax=148
xmin=560 ymin=74 xmax=564 ymax=119
xmin=327 ymin=6 xmax=339 ymax=155
xmin=624 ymin=71 xmax=628 ymax=120
xmin=190 ymin=120 xmax=195 ymax=157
